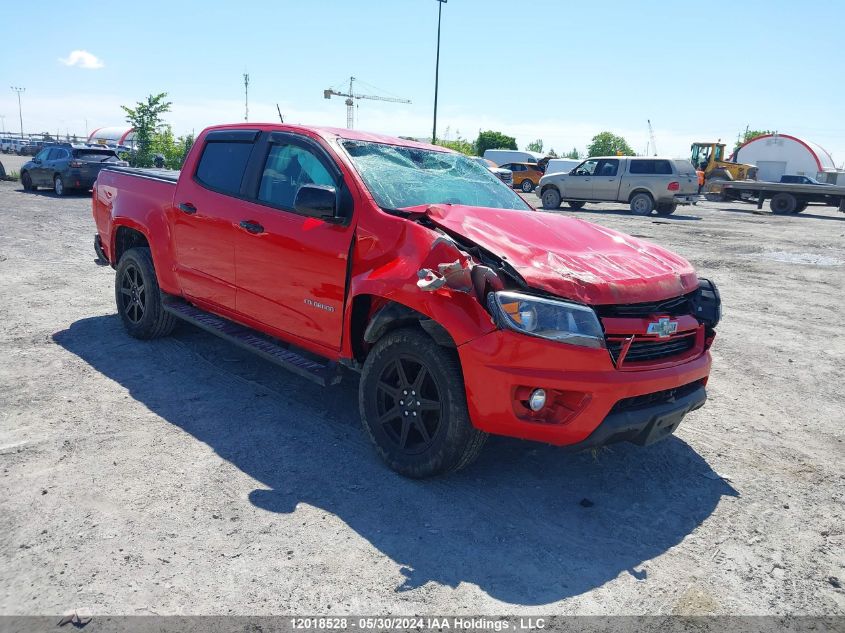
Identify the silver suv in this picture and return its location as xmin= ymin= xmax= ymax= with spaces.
xmin=538 ymin=156 xmax=699 ymax=216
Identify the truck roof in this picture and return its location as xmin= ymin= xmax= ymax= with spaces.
xmin=202 ymin=123 xmax=451 ymax=153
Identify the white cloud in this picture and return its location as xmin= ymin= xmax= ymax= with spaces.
xmin=58 ymin=50 xmax=104 ymax=70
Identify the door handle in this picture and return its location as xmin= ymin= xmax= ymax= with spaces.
xmin=239 ymin=220 xmax=264 ymax=234
xmin=178 ymin=202 xmax=197 ymax=215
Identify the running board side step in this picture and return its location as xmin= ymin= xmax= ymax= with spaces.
xmin=162 ymin=297 xmax=342 ymax=387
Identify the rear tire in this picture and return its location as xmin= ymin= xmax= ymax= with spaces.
xmin=359 ymin=328 xmax=487 ymax=478
xmin=567 ymin=200 xmax=586 ymax=210
xmin=54 ymin=175 xmax=66 ymax=197
xmin=656 ymin=202 xmax=677 ymax=216
xmin=630 ymin=192 xmax=654 ymax=215
xmin=541 ymin=188 xmax=561 ymax=209
xmin=770 ymin=193 xmax=797 ymax=214
xmin=521 ymin=179 xmax=534 ymax=193
xmin=115 ymin=247 xmax=177 ymax=340
xmin=793 ymin=201 xmax=808 ymax=213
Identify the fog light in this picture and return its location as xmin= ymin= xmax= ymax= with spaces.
xmin=528 ymin=388 xmax=546 ymax=412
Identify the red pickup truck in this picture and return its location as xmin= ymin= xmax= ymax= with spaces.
xmin=92 ymin=124 xmax=720 ymax=477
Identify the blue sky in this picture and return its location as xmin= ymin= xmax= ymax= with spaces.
xmin=1 ymin=0 xmax=843 ymax=164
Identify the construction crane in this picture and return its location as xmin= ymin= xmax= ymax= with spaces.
xmin=647 ymin=119 xmax=658 ymax=156
xmin=323 ymin=76 xmax=411 ymax=129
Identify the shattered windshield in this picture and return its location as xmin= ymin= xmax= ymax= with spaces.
xmin=340 ymin=140 xmax=531 ymax=211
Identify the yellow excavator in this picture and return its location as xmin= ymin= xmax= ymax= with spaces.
xmin=691 ymin=141 xmax=757 ymax=197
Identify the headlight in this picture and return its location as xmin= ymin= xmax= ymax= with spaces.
xmin=487 ymin=291 xmax=605 ymax=348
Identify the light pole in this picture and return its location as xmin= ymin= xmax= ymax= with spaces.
xmin=11 ymin=86 xmax=24 ymax=138
xmin=432 ymin=0 xmax=447 ymax=144
xmin=0 ymin=114 xmax=5 ymax=135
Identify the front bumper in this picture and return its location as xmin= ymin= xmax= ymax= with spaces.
xmin=457 ymin=329 xmax=711 ymax=446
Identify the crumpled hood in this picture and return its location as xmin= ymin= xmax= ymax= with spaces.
xmin=422 ymin=204 xmax=699 ymax=305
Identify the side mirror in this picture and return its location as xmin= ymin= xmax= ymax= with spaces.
xmin=33 ymin=158 xmax=41 ymax=164
xmin=294 ymin=184 xmax=338 ymax=221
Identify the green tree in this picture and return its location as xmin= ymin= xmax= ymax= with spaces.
xmin=475 ymin=130 xmax=517 ymax=156
xmin=587 ymin=132 xmax=634 ymax=157
xmin=547 ymin=148 xmax=558 ymax=158
xmin=121 ymin=92 xmax=172 ymax=167
xmin=564 ymin=147 xmax=581 ymax=159
xmin=436 ymin=138 xmax=476 ymax=156
xmin=150 ymin=126 xmax=195 ymax=169
xmin=526 ymin=139 xmax=543 ymax=153
xmin=734 ymin=128 xmax=776 ymax=152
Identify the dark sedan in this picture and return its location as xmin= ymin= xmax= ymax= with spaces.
xmin=21 ymin=144 xmax=128 ymax=195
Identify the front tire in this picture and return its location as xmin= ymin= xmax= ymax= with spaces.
xmin=541 ymin=188 xmax=561 ymax=209
xmin=359 ymin=328 xmax=487 ymax=478
xmin=520 ymin=179 xmax=534 ymax=193
xmin=21 ymin=172 xmax=36 ymax=191
xmin=630 ymin=192 xmax=655 ymax=215
xmin=115 ymin=247 xmax=177 ymax=340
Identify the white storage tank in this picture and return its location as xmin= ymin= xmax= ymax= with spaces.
xmin=734 ymin=134 xmax=836 ymax=182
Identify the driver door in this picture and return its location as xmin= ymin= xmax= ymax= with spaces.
xmin=565 ymin=159 xmax=597 ymax=199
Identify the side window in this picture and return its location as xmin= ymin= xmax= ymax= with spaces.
xmin=257 ymin=143 xmax=335 ymax=211
xmin=630 ymin=160 xmax=656 ymax=174
xmin=195 ymin=141 xmax=254 ymax=195
xmin=655 ymin=160 xmax=672 ymax=174
xmin=574 ymin=160 xmax=598 ymax=176
xmin=35 ymin=149 xmax=50 ymax=161
xmin=596 ymin=159 xmax=619 ymax=176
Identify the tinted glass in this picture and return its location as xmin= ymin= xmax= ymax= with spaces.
xmin=258 ymin=144 xmax=335 ymax=210
xmin=629 ymin=159 xmax=673 ymax=175
xmin=596 ymin=159 xmax=619 ymax=176
xmin=195 ymin=141 xmax=253 ymax=195
xmin=74 ymin=149 xmax=120 ymax=161
xmin=34 ymin=149 xmax=50 ymax=161
xmin=46 ymin=149 xmax=62 ymax=160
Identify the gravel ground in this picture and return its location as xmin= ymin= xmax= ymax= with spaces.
xmin=0 ymin=180 xmax=843 ymax=616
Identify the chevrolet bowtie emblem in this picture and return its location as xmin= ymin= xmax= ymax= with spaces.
xmin=647 ymin=317 xmax=678 ymax=338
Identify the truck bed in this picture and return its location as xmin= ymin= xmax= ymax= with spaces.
xmin=100 ymin=166 xmax=180 ymax=183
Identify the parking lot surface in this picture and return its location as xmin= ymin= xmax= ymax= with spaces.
xmin=1 ymin=180 xmax=843 ymax=615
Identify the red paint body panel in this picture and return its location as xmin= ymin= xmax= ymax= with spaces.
xmin=459 ymin=330 xmax=711 ymax=444
xmin=422 ymin=204 xmax=699 ymax=305
xmin=92 ymin=122 xmax=715 ymax=447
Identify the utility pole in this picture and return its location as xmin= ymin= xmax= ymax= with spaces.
xmin=243 ymin=73 xmax=250 ymax=122
xmin=11 ymin=86 xmax=24 ymax=138
xmin=0 ymin=114 xmax=5 ymax=135
xmin=432 ymin=0 xmax=447 ymax=143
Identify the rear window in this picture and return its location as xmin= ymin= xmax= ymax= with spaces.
xmin=629 ymin=159 xmax=673 ymax=175
xmin=73 ymin=149 xmax=119 ymax=161
xmin=673 ymin=160 xmax=696 ymax=175
xmin=195 ymin=141 xmax=253 ymax=195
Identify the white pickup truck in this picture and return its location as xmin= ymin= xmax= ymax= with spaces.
xmin=538 ymin=156 xmax=699 ymax=216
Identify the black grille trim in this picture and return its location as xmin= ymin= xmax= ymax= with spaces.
xmin=595 ymin=293 xmax=692 ymax=319
xmin=607 ymin=334 xmax=695 ymax=364
xmin=610 ymin=380 xmax=705 ymax=413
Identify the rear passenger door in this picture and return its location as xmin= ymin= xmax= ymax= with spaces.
xmin=233 ymin=131 xmax=356 ymax=352
xmin=170 ymin=129 xmax=259 ymax=311
xmin=591 ymin=159 xmax=620 ymax=200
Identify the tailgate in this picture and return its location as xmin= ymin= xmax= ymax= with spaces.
xmin=674 ymin=160 xmax=699 ymax=195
